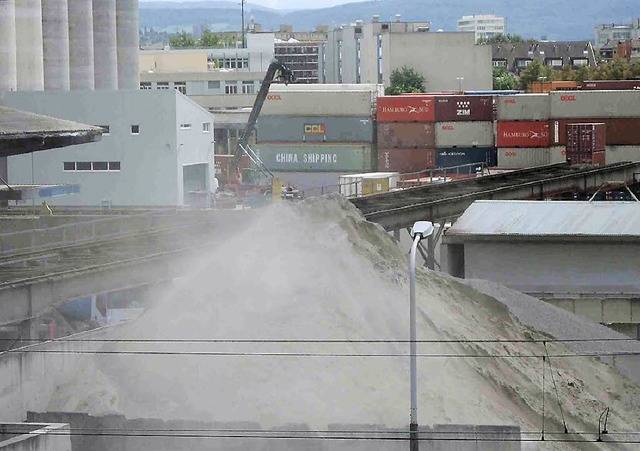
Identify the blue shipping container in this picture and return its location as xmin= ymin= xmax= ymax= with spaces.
xmin=436 ymin=147 xmax=497 ymax=168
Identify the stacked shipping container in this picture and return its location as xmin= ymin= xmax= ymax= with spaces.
xmin=376 ymin=95 xmax=437 ymax=173
xmin=566 ymin=123 xmax=606 ymax=165
xmin=255 ymin=85 xmax=377 ymax=173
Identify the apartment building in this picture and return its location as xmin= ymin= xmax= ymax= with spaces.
xmin=492 ymin=41 xmax=597 ymax=74
xmin=457 ymin=14 xmax=506 ymax=42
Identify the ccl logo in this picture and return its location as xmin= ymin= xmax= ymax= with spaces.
xmin=304 ymin=124 xmax=326 ymax=135
xmin=560 ymin=95 xmax=577 ymax=101
xmin=267 ymin=94 xmax=282 ymax=100
xmin=504 ymin=151 xmax=517 ymax=157
xmin=504 ymin=99 xmax=517 ymax=104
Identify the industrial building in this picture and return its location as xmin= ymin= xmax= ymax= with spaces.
xmin=442 ymin=200 xmax=640 ymax=338
xmin=3 ymin=90 xmax=214 ymax=207
xmin=321 ymin=17 xmax=492 ymax=92
xmin=0 ymin=0 xmax=139 ymax=92
xmin=457 ymin=14 xmax=506 ymax=42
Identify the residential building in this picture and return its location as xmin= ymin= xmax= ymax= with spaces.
xmin=617 ymin=39 xmax=640 ymax=62
xmin=3 ymin=90 xmax=215 ymax=207
xmin=321 ymin=16 xmax=492 ymax=91
xmin=457 ymin=14 xmax=506 ymax=42
xmin=594 ymin=18 xmax=640 ymax=48
xmin=491 ymin=41 xmax=597 ymax=74
xmin=274 ymin=39 xmax=323 ymax=83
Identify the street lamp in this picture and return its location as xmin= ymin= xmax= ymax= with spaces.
xmin=408 ymin=220 xmax=435 ymax=451
xmin=456 ymin=76 xmax=464 ymax=93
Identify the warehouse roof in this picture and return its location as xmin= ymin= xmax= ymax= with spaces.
xmin=446 ymin=200 xmax=640 ymax=240
xmin=0 ymin=106 xmax=102 ymax=157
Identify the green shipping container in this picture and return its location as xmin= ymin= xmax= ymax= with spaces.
xmin=255 ymin=144 xmax=373 ymax=172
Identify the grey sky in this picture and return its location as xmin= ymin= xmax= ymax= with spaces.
xmin=140 ymin=0 xmax=367 ymax=10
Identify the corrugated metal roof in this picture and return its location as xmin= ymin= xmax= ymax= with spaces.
xmin=447 ymin=200 xmax=640 ymax=237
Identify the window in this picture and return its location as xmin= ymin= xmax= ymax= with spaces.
xmin=109 ymin=162 xmax=121 ymax=171
xmin=174 ymin=82 xmax=187 ymax=95
xmin=572 ymin=58 xmax=589 ymax=67
xmin=546 ymin=58 xmax=563 ymax=67
xmin=516 ymin=59 xmax=532 ymax=68
xmin=131 ymin=125 xmax=140 ymax=135
xmin=92 ymin=162 xmax=108 ymax=171
xmin=63 ymin=161 xmax=121 ymax=172
xmin=202 ymin=122 xmax=211 ymax=132
xmin=97 ymin=125 xmax=110 ymax=135
xmin=208 ymin=80 xmax=220 ymax=89
xmin=492 ymin=60 xmax=507 ymax=67
xmin=63 ymin=162 xmax=76 ymax=171
xmin=140 ymin=82 xmax=152 ymax=90
xmin=242 ymin=81 xmax=255 ymax=94
xmin=225 ymin=83 xmax=238 ymax=94
xmin=180 ymin=123 xmax=192 ymax=130
xmin=76 ymin=162 xmax=92 ymax=171
xmin=157 ymin=82 xmax=170 ymax=90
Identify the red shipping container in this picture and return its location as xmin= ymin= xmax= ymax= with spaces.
xmin=496 ymin=121 xmax=551 ymax=148
xmin=566 ymin=123 xmax=606 ymax=152
xmin=581 ymin=80 xmax=640 ymax=90
xmin=434 ymin=95 xmax=493 ymax=122
xmin=551 ymin=118 xmax=640 ymax=146
xmin=377 ymin=122 xmax=436 ymax=148
xmin=378 ymin=148 xmax=436 ymax=173
xmin=592 ymin=151 xmax=606 ymax=165
xmin=376 ymin=96 xmax=436 ymax=122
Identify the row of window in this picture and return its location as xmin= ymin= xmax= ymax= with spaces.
xmin=97 ymin=123 xmax=211 ymax=135
xmin=493 ymin=58 xmax=590 ymax=68
xmin=141 ymin=81 xmax=257 ymax=95
xmin=64 ymin=162 xmax=121 ymax=172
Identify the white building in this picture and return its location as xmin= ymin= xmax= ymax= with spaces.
xmin=457 ymin=14 xmax=506 ymax=42
xmin=594 ymin=18 xmax=640 ymax=48
xmin=3 ymin=90 xmax=215 ymax=207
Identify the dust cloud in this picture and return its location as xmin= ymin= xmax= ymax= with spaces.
xmin=49 ymin=195 xmax=640 ymax=449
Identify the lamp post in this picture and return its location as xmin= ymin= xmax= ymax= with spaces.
xmin=409 ymin=221 xmax=435 ymax=451
xmin=456 ymin=76 xmax=464 ymax=93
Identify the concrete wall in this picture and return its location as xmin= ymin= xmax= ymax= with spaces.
xmin=68 ymin=0 xmax=95 ymax=90
xmin=116 ymin=0 xmax=140 ymax=89
xmin=463 ymin=241 xmax=640 ymax=294
xmin=15 ymin=0 xmax=44 ymax=91
xmin=92 ymin=0 xmax=118 ymax=90
xmin=0 ymin=0 xmax=18 ymax=92
xmin=139 ymin=51 xmax=208 ymax=73
xmin=0 ymin=423 xmax=71 ymax=451
xmin=4 ymin=90 xmax=211 ymax=207
xmin=42 ymin=0 xmax=71 ymax=90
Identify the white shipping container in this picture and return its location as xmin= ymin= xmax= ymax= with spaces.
xmin=550 ymin=90 xmax=640 ymax=119
xmin=496 ymin=94 xmax=550 ymax=121
xmin=436 ymin=121 xmax=494 ymax=148
xmin=497 ymin=148 xmax=551 ymax=168
xmin=270 ymin=83 xmax=383 ymax=95
xmin=339 ymin=172 xmax=400 ymax=198
xmin=549 ymin=146 xmax=568 ymax=164
xmin=262 ymin=90 xmax=375 ymax=116
xmin=605 ymin=145 xmax=640 ymax=164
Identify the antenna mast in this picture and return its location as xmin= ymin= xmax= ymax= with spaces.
xmin=241 ymin=0 xmax=246 ymax=48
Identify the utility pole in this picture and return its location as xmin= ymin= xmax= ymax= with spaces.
xmin=241 ymin=0 xmax=246 ymax=48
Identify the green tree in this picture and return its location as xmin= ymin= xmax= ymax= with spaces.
xmin=517 ymin=60 xmax=556 ymax=90
xmin=478 ymin=34 xmax=528 ymax=44
xmin=169 ymin=31 xmax=197 ymax=49
xmin=492 ymin=67 xmax=517 ymax=90
xmin=385 ymin=66 xmax=426 ymax=95
xmin=200 ymin=29 xmax=221 ymax=48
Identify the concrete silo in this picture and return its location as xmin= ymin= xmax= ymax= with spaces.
xmin=15 ymin=0 xmax=44 ymax=91
xmin=0 ymin=0 xmax=18 ymax=92
xmin=92 ymin=0 xmax=118 ymax=90
xmin=116 ymin=0 xmax=140 ymax=89
xmin=42 ymin=0 xmax=70 ymax=90
xmin=68 ymin=0 xmax=94 ymax=90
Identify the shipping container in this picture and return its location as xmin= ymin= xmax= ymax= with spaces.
xmin=257 ymin=116 xmax=373 ymax=143
xmin=435 ymin=121 xmax=494 ymax=147
xmin=550 ymin=119 xmax=639 ymax=146
xmin=339 ymin=172 xmax=400 ymax=198
xmin=272 ymin=172 xmax=343 ymax=192
xmin=496 ymin=121 xmax=550 ymax=148
xmin=604 ymin=146 xmax=640 ymax=164
xmin=550 ymin=91 xmax=640 ymax=119
xmin=377 ymin=148 xmax=436 ymax=173
xmin=497 ymin=148 xmax=551 ymax=168
xmin=270 ymin=83 xmax=383 ymax=95
xmin=434 ymin=95 xmax=493 ymax=122
xmin=580 ymin=80 xmax=640 ymax=91
xmin=376 ymin=95 xmax=436 ymax=122
xmin=255 ymin=143 xmax=372 ymax=172
xmin=496 ymin=94 xmax=550 ymax=121
xmin=549 ymin=146 xmax=567 ymax=164
xmin=592 ymin=151 xmax=606 ymax=165
xmin=530 ymin=80 xmax=578 ymax=93
xmin=262 ymin=91 xmax=374 ymax=116
xmin=566 ymin=123 xmax=606 ymax=153
xmin=377 ymin=122 xmax=436 ymax=148
xmin=435 ymin=147 xmax=497 ymax=168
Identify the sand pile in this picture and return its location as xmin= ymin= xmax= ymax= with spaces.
xmin=49 ymin=195 xmax=640 ymax=449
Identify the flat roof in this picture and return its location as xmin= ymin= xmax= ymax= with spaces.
xmin=0 ymin=106 xmax=102 ymax=157
xmin=446 ymin=200 xmax=640 ymax=241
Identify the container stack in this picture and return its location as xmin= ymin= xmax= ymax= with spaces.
xmin=495 ymin=94 xmax=564 ymax=167
xmin=255 ymin=84 xmax=379 ymax=185
xmin=434 ymin=95 xmax=496 ymax=167
xmin=566 ymin=123 xmax=606 ymax=165
xmin=549 ymin=90 xmax=640 ymax=164
xmin=376 ymin=95 xmax=436 ymax=174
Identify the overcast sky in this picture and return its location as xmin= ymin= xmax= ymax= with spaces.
xmin=140 ymin=0 xmax=367 ymax=10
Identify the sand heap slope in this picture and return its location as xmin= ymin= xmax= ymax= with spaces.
xmin=50 ymin=195 xmax=640 ymax=449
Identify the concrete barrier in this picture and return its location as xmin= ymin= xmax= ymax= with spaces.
xmin=0 ymin=423 xmax=71 ymax=451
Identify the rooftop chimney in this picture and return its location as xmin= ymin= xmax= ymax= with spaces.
xmin=372 ymin=14 xmax=380 ymax=22
xmin=395 ymin=14 xmax=402 ymax=22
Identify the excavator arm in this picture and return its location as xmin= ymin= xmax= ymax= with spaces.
xmin=233 ymin=59 xmax=295 ymax=179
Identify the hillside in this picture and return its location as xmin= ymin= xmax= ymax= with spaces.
xmin=139 ymin=0 xmax=637 ymax=40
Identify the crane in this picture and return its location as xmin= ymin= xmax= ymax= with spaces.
xmin=230 ymin=59 xmax=295 ymax=187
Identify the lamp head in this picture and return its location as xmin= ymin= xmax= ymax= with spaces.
xmin=410 ymin=221 xmax=434 ymax=240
